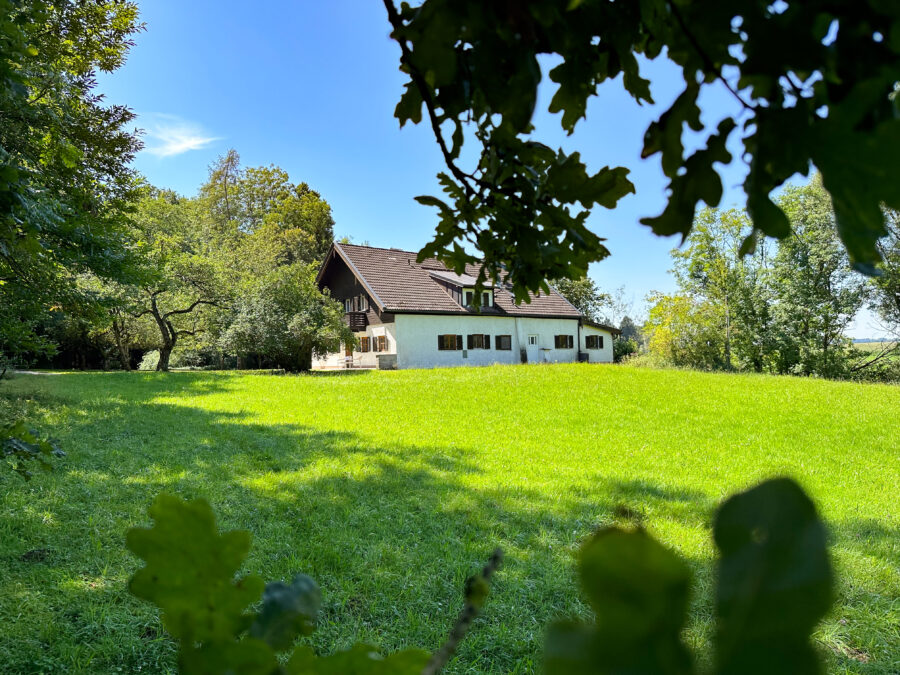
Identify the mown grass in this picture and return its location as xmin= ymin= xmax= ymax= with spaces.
xmin=0 ymin=365 xmax=897 ymax=674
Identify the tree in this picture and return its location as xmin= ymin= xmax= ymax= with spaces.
xmin=200 ymin=151 xmax=335 ymax=276
xmin=867 ymin=209 xmax=900 ymax=348
xmin=671 ymin=208 xmax=778 ymax=371
xmin=383 ymin=1 xmax=900 ymax=299
xmin=552 ymin=277 xmax=609 ymax=322
xmin=772 ymin=178 xmax=865 ymax=376
xmin=1 ymin=0 xmax=142 ymax=365
xmin=130 ymin=192 xmax=223 ymax=372
xmin=618 ymin=317 xmax=641 ymax=344
xmin=220 ymin=264 xmax=352 ymax=372
xmin=644 ymin=292 xmax=726 ymax=369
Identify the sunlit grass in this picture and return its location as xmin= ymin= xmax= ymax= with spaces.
xmin=1 ymin=366 xmax=897 ymax=673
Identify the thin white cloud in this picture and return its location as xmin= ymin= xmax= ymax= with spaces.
xmin=142 ymin=113 xmax=220 ymax=157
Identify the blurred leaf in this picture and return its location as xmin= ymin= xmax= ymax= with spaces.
xmin=286 ymin=644 xmax=430 ymax=674
xmin=713 ymin=478 xmax=832 ymax=675
xmin=2 ymin=419 xmax=64 ymax=480
xmin=179 ymin=640 xmax=279 ymax=675
xmin=546 ymin=527 xmax=693 ymax=675
xmin=126 ymin=494 xmax=264 ymax=644
xmin=249 ymin=574 xmax=321 ymax=650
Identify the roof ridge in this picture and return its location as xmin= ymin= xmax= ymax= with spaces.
xmin=338 ymin=242 xmax=423 ymax=256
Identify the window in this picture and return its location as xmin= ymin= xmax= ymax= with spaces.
xmin=496 ymin=335 xmax=512 ymax=350
xmin=360 ymin=337 xmax=370 ymax=352
xmin=374 ymin=335 xmax=387 ymax=352
xmin=528 ymin=335 xmax=538 ymax=346
xmin=554 ymin=335 xmax=574 ymax=349
xmin=359 ymin=295 xmax=368 ymax=312
xmin=585 ymin=335 xmax=604 ymax=350
xmin=463 ymin=290 xmax=474 ymax=307
xmin=438 ymin=334 xmax=463 ymax=351
xmin=344 ymin=298 xmax=353 ymax=312
xmin=482 ymin=291 xmax=491 ymax=307
xmin=467 ymin=334 xmax=490 ymax=349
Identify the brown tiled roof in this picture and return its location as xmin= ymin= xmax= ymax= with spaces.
xmin=326 ymin=243 xmax=583 ymax=318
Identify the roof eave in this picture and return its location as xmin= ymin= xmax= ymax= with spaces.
xmin=583 ymin=318 xmax=622 ymax=335
xmin=318 ymin=242 xmax=388 ymax=312
xmin=388 ymin=308 xmax=583 ymax=320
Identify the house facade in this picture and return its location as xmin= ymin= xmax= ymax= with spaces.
xmin=313 ymin=242 xmax=618 ymax=370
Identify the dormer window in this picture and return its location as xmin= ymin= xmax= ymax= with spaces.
xmin=463 ymin=289 xmax=493 ymax=308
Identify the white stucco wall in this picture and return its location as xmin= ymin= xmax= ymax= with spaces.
xmin=394 ymin=314 xmax=591 ymax=369
xmin=311 ymin=322 xmax=397 ymax=369
xmin=581 ymin=324 xmax=615 ymax=363
xmin=312 ymin=315 xmax=615 ymax=369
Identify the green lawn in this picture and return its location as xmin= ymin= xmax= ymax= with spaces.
xmin=1 ymin=366 xmax=898 ymax=674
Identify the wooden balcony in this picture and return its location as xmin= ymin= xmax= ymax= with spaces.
xmin=345 ymin=311 xmax=368 ymax=331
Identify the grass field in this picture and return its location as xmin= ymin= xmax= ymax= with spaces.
xmin=1 ymin=366 xmax=898 ymax=674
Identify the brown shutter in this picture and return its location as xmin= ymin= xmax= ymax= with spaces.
xmin=467 ymin=334 xmax=474 ymax=349
xmin=485 ymin=334 xmax=490 ymax=349
xmin=599 ymin=336 xmax=604 ymax=349
xmin=438 ymin=335 xmax=444 ymax=351
xmin=456 ymin=335 xmax=463 ymax=350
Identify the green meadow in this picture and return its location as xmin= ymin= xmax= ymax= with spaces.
xmin=1 ymin=366 xmax=897 ymax=674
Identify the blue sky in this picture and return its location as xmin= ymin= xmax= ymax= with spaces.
xmin=97 ymin=0 xmax=882 ymax=336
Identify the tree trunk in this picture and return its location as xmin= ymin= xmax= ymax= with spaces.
xmin=299 ymin=347 xmax=312 ymax=372
xmin=149 ymin=296 xmax=176 ymax=372
xmin=157 ymin=345 xmax=173 ymax=372
xmin=111 ymin=318 xmax=132 ymax=371
xmin=723 ymin=293 xmax=732 ymax=369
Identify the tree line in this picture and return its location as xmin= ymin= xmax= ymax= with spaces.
xmin=30 ymin=151 xmax=353 ymax=373
xmin=0 ymin=1 xmax=350 ymax=375
xmin=639 ymin=176 xmax=900 ymax=381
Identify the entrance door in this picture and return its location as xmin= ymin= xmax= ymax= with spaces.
xmin=344 ymin=343 xmax=353 ymax=368
xmin=526 ymin=334 xmax=539 ymax=363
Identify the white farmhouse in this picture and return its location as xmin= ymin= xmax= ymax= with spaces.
xmin=313 ymin=242 xmax=619 ymax=370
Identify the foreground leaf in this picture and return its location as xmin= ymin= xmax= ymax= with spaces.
xmin=126 ymin=494 xmax=265 ymax=644
xmin=250 ymin=574 xmax=321 ymax=650
xmin=546 ymin=528 xmax=693 ymax=674
xmin=287 ymin=644 xmax=430 ymax=674
xmin=713 ymin=478 xmax=832 ymax=675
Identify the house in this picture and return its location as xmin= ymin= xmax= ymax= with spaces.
xmin=313 ymin=242 xmax=619 ymax=370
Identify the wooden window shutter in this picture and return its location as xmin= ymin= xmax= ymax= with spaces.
xmin=599 ymin=336 xmax=604 ymax=348
xmin=456 ymin=335 xmax=463 ymax=350
xmin=438 ymin=335 xmax=444 ymax=350
xmin=484 ymin=334 xmax=490 ymax=349
xmin=467 ymin=334 xmax=474 ymax=349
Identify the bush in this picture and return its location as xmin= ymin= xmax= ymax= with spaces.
xmin=170 ymin=348 xmax=204 ymax=369
xmin=138 ymin=350 xmax=159 ymax=371
xmin=613 ymin=337 xmax=638 ymax=363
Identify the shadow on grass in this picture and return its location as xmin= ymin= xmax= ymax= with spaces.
xmin=0 ymin=372 xmax=893 ymax=674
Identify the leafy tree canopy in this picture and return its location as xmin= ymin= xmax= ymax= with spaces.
xmin=385 ymin=0 xmax=900 ymax=300
xmin=220 ymin=264 xmax=352 ymax=372
xmin=551 ymin=276 xmax=610 ymax=322
xmin=0 ymin=0 xmax=142 ymax=361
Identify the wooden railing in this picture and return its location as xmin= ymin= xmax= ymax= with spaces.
xmin=345 ymin=311 xmax=368 ymax=331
